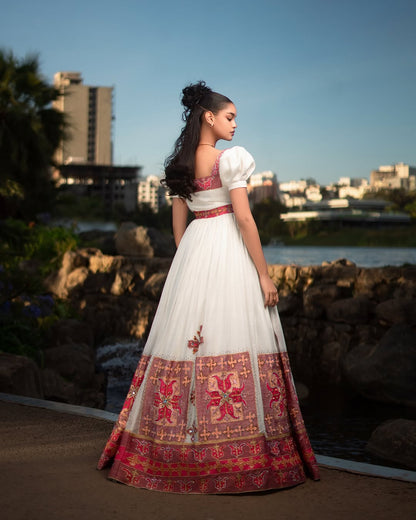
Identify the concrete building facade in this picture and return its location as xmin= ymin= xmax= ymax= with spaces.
xmin=138 ymin=175 xmax=169 ymax=212
xmin=370 ymin=163 xmax=416 ymax=190
xmin=248 ymin=171 xmax=279 ymax=205
xmin=53 ymin=72 xmax=113 ymax=165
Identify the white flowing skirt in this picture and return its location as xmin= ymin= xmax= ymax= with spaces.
xmin=98 ymin=212 xmax=320 ymax=494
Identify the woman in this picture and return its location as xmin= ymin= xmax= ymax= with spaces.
xmin=97 ymin=81 xmax=320 ymax=493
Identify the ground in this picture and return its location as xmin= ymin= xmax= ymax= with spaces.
xmin=0 ymin=401 xmax=415 ymax=520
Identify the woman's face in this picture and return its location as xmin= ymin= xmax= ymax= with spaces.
xmin=212 ymin=103 xmax=237 ymax=141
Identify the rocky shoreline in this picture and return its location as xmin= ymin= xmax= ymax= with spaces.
xmin=1 ymin=224 xmax=415 ymax=469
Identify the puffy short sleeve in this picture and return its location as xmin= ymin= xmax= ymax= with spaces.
xmin=219 ymin=146 xmax=256 ymax=190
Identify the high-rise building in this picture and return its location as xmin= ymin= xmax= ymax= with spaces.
xmin=53 ymin=72 xmax=113 ymax=165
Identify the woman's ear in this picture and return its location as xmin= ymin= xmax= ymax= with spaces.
xmin=204 ymin=111 xmax=215 ymax=127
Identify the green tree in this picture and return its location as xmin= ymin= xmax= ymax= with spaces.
xmin=0 ymin=49 xmax=65 ymax=219
xmin=252 ymin=198 xmax=287 ymax=244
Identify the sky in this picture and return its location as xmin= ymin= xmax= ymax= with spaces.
xmin=1 ymin=0 xmax=415 ymax=185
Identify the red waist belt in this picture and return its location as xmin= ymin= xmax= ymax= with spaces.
xmin=194 ymin=204 xmax=234 ymax=219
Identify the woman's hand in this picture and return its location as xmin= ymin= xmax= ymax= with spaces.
xmin=259 ymin=274 xmax=279 ymax=307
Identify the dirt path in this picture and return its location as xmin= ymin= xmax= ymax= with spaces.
xmin=0 ymin=401 xmax=415 ymax=520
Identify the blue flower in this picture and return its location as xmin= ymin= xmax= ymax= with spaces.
xmin=23 ymin=304 xmax=42 ymax=319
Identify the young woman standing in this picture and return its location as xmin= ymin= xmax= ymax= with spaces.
xmin=97 ymin=81 xmax=320 ymax=493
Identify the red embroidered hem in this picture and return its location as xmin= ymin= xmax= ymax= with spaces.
xmin=194 ymin=204 xmax=234 ymax=219
xmin=97 ymin=351 xmax=320 ymax=493
xmin=107 ymin=433 xmax=308 ymax=494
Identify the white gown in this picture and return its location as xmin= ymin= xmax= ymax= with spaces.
xmin=98 ymin=146 xmax=320 ymax=493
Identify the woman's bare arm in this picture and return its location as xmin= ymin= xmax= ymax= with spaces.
xmin=172 ymin=197 xmax=189 ymax=247
xmin=230 ymin=187 xmax=278 ymax=306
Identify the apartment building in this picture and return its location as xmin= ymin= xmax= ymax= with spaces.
xmin=53 ymin=72 xmax=113 ymax=165
xmin=370 ymin=163 xmax=416 ymax=190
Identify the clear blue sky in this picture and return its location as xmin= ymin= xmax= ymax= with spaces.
xmin=2 ymin=0 xmax=415 ymax=184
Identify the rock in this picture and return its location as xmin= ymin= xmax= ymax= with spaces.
xmin=115 ymin=222 xmax=174 ymax=257
xmin=343 ymin=324 xmax=416 ymax=407
xmin=303 ymin=284 xmax=344 ymax=319
xmin=366 ymin=419 xmax=416 ymax=470
xmin=41 ymin=367 xmax=77 ymax=403
xmin=65 ymin=266 xmax=89 ymax=292
xmin=0 ymin=353 xmax=43 ymax=398
xmin=44 ymin=250 xmax=77 ymax=298
xmin=110 ymin=270 xmax=135 ymax=296
xmin=326 ymin=296 xmax=372 ymax=324
xmin=48 ymin=319 xmax=94 ymax=349
xmin=277 ymin=293 xmax=300 ymax=315
xmin=355 ymin=267 xmax=401 ymax=300
xmin=44 ymin=344 xmax=95 ymax=387
xmin=375 ymin=298 xmax=416 ymax=326
xmin=320 ymin=341 xmax=345 ymax=384
xmin=322 ymin=258 xmax=356 ymax=267
xmin=143 ymin=272 xmax=168 ymax=300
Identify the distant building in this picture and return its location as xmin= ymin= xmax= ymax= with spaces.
xmin=248 ymin=171 xmax=279 ymax=204
xmin=138 ymin=175 xmax=169 ymax=212
xmin=337 ymin=177 xmax=369 ymax=199
xmin=280 ymin=193 xmax=307 ymax=208
xmin=53 ymin=71 xmax=142 ymax=213
xmin=305 ymin=185 xmax=322 ymax=202
xmin=53 ymin=72 xmax=113 ymax=165
xmin=58 ymin=164 xmax=141 ymax=213
xmin=370 ymin=163 xmax=416 ymax=190
xmin=281 ymin=198 xmax=410 ymax=226
xmin=279 ymin=180 xmax=307 ymax=193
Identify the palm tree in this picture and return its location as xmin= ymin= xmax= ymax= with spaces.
xmin=0 ymin=49 xmax=66 ymax=218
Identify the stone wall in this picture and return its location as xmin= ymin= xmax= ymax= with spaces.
xmin=43 ymin=249 xmax=416 ymax=409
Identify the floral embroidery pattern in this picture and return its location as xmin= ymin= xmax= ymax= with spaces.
xmin=195 ymin=353 xmax=258 ymax=440
xmin=154 ymin=379 xmax=182 ymax=423
xmin=193 ymin=151 xmax=225 ymax=192
xmin=188 ymin=325 xmax=203 ymax=353
xmin=108 ymin=434 xmax=313 ymax=494
xmin=266 ymin=371 xmax=286 ymax=416
xmin=206 ymin=374 xmax=246 ymax=420
xmin=138 ymin=357 xmax=192 ymax=440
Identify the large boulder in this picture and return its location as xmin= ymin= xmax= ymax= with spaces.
xmin=375 ymin=298 xmax=416 ymax=326
xmin=115 ymin=222 xmax=175 ymax=257
xmin=44 ymin=343 xmax=95 ymax=387
xmin=326 ymin=296 xmax=372 ymax=324
xmin=366 ymin=419 xmax=416 ymax=470
xmin=303 ymin=284 xmax=343 ymax=319
xmin=343 ymin=324 xmax=416 ymax=407
xmin=0 ymin=353 xmax=43 ymax=398
xmin=48 ymin=319 xmax=94 ymax=348
xmin=41 ymin=367 xmax=77 ymax=403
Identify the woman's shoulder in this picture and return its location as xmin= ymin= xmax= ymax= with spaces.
xmin=221 ymin=145 xmax=252 ymax=158
xmin=219 ymin=146 xmax=255 ymax=187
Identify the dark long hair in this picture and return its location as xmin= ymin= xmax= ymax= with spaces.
xmin=161 ymin=81 xmax=232 ymax=200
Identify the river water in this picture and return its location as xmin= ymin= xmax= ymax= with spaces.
xmin=264 ymin=245 xmax=416 ymax=267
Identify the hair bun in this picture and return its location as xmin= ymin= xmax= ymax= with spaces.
xmin=181 ymin=81 xmax=211 ymax=110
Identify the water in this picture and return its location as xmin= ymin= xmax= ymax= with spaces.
xmin=264 ymin=245 xmax=416 ymax=267
xmin=96 ymin=340 xmax=144 ymax=413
